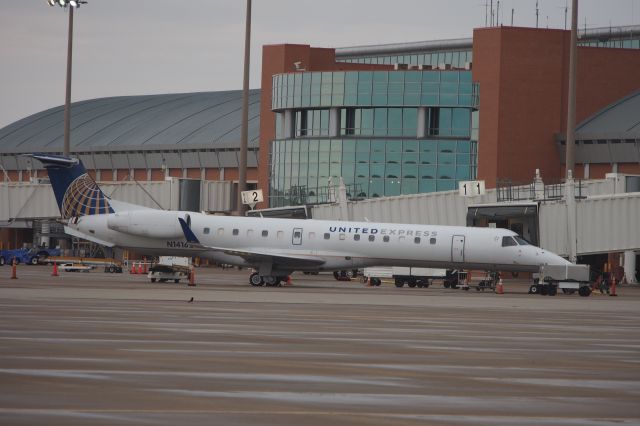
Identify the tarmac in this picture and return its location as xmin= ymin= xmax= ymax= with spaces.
xmin=1 ymin=265 xmax=639 ymax=425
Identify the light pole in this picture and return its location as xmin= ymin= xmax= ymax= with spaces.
xmin=237 ymin=0 xmax=251 ymax=215
xmin=47 ymin=0 xmax=87 ymax=157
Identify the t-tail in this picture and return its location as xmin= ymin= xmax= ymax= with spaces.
xmin=30 ymin=154 xmax=114 ymax=219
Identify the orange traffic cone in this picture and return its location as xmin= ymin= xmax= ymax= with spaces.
xmin=51 ymin=262 xmax=59 ymax=277
xmin=285 ymin=275 xmax=293 ymax=286
xmin=495 ymin=278 xmax=504 ymax=294
xmin=610 ymin=277 xmax=618 ymax=297
xmin=10 ymin=258 xmax=17 ymax=279
xmin=366 ymin=276 xmax=372 ymax=287
xmin=137 ymin=262 xmax=143 ymax=274
xmin=130 ymin=262 xmax=136 ymax=274
xmin=143 ymin=260 xmax=148 ymax=274
xmin=188 ymin=268 xmax=196 ymax=286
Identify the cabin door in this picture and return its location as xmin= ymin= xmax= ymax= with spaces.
xmin=451 ymin=235 xmax=465 ymax=262
xmin=292 ymin=227 xmax=303 ymax=245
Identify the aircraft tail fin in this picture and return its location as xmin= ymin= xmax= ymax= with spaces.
xmin=30 ymin=154 xmax=114 ymax=219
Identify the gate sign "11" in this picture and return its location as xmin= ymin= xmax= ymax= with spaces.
xmin=458 ymin=180 xmax=486 ymax=196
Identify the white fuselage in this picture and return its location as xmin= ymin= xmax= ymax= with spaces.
xmin=69 ymin=210 xmax=569 ymax=275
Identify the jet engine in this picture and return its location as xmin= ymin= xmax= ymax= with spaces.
xmin=107 ymin=210 xmax=191 ymax=239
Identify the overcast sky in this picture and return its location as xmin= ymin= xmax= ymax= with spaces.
xmin=0 ymin=0 xmax=638 ymax=128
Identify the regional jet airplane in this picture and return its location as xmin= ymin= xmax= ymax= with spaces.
xmin=33 ymin=154 xmax=570 ymax=286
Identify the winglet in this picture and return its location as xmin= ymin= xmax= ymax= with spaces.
xmin=178 ymin=218 xmax=200 ymax=244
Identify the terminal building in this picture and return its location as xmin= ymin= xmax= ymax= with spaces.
xmin=1 ymin=24 xmax=639 ymax=280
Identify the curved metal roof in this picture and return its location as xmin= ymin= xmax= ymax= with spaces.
xmin=576 ymin=90 xmax=640 ymax=140
xmin=0 ymin=89 xmax=261 ymax=154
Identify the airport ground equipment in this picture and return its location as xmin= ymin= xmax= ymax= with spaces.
xmin=0 ymin=247 xmax=61 ymax=266
xmin=148 ymin=256 xmax=191 ymax=283
xmin=57 ymin=263 xmax=94 ymax=272
xmin=531 ymin=264 xmax=592 ymax=296
xmin=443 ymin=270 xmax=467 ymax=289
xmin=333 ymin=269 xmax=360 ymax=281
xmin=466 ymin=271 xmax=500 ymax=292
xmin=363 ymin=266 xmax=447 ymax=288
xmin=44 ymin=256 xmax=123 ymax=273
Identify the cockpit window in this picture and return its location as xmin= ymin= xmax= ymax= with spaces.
xmin=514 ymin=236 xmax=531 ymax=246
xmin=501 ymin=236 xmax=518 ymax=247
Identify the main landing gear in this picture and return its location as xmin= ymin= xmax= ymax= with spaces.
xmin=249 ymin=272 xmax=288 ymax=287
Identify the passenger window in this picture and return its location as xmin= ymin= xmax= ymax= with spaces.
xmin=217 ymin=227 xmax=224 ymax=236
xmin=430 ymin=238 xmax=436 ymax=244
xmin=232 ymin=229 xmax=239 ymax=236
xmin=383 ymin=235 xmax=390 ymax=242
xmin=339 ymin=233 xmax=346 ymax=240
xmin=354 ymin=234 xmax=360 ymax=241
xmin=309 ymin=232 xmax=316 ymax=239
xmin=368 ymin=235 xmax=375 ymax=242
xmin=502 ymin=236 xmax=518 ymax=247
xmin=203 ymin=227 xmax=210 ymax=234
xmin=262 ymin=230 xmax=268 ymax=237
xmin=324 ymin=233 xmax=330 ymax=240
xmin=277 ymin=231 xmax=284 ymax=240
xmin=414 ymin=237 xmax=421 ymax=244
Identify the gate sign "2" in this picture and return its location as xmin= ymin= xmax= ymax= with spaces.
xmin=241 ymin=189 xmax=264 ymax=206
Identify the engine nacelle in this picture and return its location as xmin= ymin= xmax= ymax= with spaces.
xmin=106 ymin=210 xmax=190 ymax=239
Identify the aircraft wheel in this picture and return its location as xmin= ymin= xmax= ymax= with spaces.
xmin=250 ymin=273 xmax=264 ymax=286
xmin=263 ymin=275 xmax=277 ymax=286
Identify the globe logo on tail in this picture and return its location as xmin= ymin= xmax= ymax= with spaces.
xmin=61 ymin=173 xmax=113 ymax=219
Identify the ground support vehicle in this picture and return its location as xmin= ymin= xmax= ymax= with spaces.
xmin=0 ymin=247 xmax=61 ymax=266
xmin=45 ymin=256 xmax=123 ymax=273
xmin=468 ymin=271 xmax=500 ymax=292
xmin=58 ymin=263 xmax=94 ymax=272
xmin=443 ymin=270 xmax=467 ymax=289
xmin=333 ymin=269 xmax=359 ymax=281
xmin=531 ymin=264 xmax=592 ymax=297
xmin=363 ymin=267 xmax=447 ymax=288
xmin=148 ymin=256 xmax=191 ymax=283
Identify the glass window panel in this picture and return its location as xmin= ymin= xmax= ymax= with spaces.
xmin=403 ymin=163 xmax=418 ymax=178
xmin=385 ymin=163 xmax=401 ymax=178
xmin=438 ymin=140 xmax=456 ymax=153
xmin=361 ymin=109 xmax=374 ymax=134
xmin=370 ymin=163 xmax=384 ymax=178
xmin=388 ymin=108 xmax=402 ymax=136
xmin=356 ymin=139 xmax=370 ymax=152
xmin=456 ymin=165 xmax=471 ymax=180
xmin=371 ymin=151 xmax=385 ymax=163
xmin=419 ymin=178 xmax=436 ymax=193
xmin=403 ymin=108 xmax=417 ymax=136
xmin=373 ymin=72 xmax=388 ymax=83
xmin=452 ymin=109 xmax=470 ymax=136
xmin=386 ymin=141 xmax=402 ymax=154
xmin=385 ymin=179 xmax=401 ymax=196
xmin=355 ymin=163 xmax=369 ymax=178
xmin=373 ymin=109 xmax=387 ymax=135
xmin=356 ymin=151 xmax=369 ymax=163
xmin=369 ymin=179 xmax=384 ymax=197
xmin=341 ymin=162 xmax=355 ymax=180
xmin=404 ymin=140 xmax=418 ymax=153
xmin=438 ymin=108 xmax=452 ymax=135
xmin=437 ymin=179 xmax=456 ymax=191
xmin=442 ymin=71 xmax=458 ymax=83
xmin=419 ymin=165 xmax=436 ymax=179
xmin=420 ymin=151 xmax=436 ymax=164
xmin=402 ymin=178 xmax=418 ymax=194
xmin=437 ymin=165 xmax=455 ymax=179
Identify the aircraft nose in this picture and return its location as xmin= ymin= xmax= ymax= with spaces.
xmin=539 ymin=250 xmax=571 ymax=266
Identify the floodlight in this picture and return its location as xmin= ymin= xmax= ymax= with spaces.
xmin=59 ymin=0 xmax=66 ymax=5
xmin=47 ymin=0 xmax=56 ymax=6
xmin=70 ymin=0 xmax=78 ymax=6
